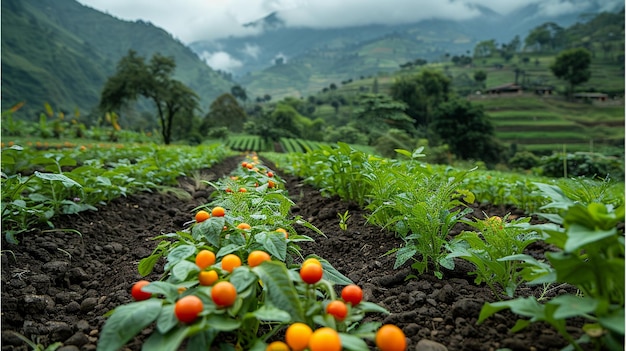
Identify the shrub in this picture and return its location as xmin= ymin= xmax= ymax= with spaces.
xmin=509 ymin=151 xmax=540 ymax=170
xmin=539 ymin=152 xmax=624 ymax=180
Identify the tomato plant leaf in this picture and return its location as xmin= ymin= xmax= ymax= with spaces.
xmin=97 ymin=299 xmax=162 ymax=351
xmin=166 ymin=244 xmax=196 ymax=266
xmin=187 ymin=329 xmax=218 ymax=350
xmin=249 ymin=304 xmax=291 ymax=322
xmin=549 ymin=295 xmax=598 ymax=320
xmin=34 ymin=171 xmax=82 ymax=188
xmin=141 ymin=323 xmax=189 ymax=351
xmin=205 ymin=315 xmax=242 ymax=331
xmin=320 ymin=260 xmax=353 ymax=285
xmin=339 ymin=332 xmax=370 ymax=351
xmin=138 ymin=254 xmax=162 ymax=276
xmin=192 ymin=217 xmax=225 ymax=247
xmin=171 ymin=260 xmax=199 ymax=282
xmin=229 ymin=267 xmax=257 ymax=293
xmin=142 ymin=281 xmax=179 ymax=303
xmin=356 ymin=301 xmax=390 ymax=315
xmin=156 ymin=304 xmax=178 ymax=334
xmin=253 ymin=261 xmax=304 ymax=322
xmin=254 ymin=232 xmax=286 ymax=261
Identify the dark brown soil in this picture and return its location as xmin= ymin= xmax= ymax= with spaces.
xmin=1 ymin=156 xmax=592 ymax=351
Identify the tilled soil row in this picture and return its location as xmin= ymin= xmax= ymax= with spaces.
xmin=1 ymin=156 xmax=586 ymax=351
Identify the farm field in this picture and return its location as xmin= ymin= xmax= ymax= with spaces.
xmin=1 ymin=143 xmax=623 ymax=351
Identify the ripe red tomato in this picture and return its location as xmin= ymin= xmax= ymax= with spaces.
xmin=131 ymin=280 xmax=152 ymax=301
xmin=341 ymin=284 xmax=363 ymax=305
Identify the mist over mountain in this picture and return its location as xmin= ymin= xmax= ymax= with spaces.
xmin=190 ymin=0 xmax=622 ymax=80
xmin=1 ymin=0 xmax=233 ymax=120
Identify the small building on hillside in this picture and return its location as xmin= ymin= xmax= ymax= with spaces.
xmin=486 ymin=83 xmax=523 ymax=95
xmin=573 ymin=92 xmax=609 ymax=102
xmin=534 ymin=86 xmax=555 ymax=95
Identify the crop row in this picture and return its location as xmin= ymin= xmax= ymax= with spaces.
xmin=225 ymin=135 xmax=327 ymax=153
xmin=268 ymin=143 xmax=625 ymax=350
xmin=98 ymin=154 xmax=406 ymax=351
xmin=1 ymin=142 xmax=232 ymax=244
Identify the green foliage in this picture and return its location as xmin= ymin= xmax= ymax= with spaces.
xmin=100 ymin=156 xmax=391 ymax=351
xmin=539 ymin=152 xmax=624 ymax=179
xmin=323 ymin=125 xmax=369 ymax=145
xmin=447 ymin=214 xmax=541 ymax=298
xmin=550 ymin=48 xmax=592 ymax=96
xmin=1 ymin=142 xmax=231 ymax=242
xmin=508 ymin=151 xmax=540 ymax=170
xmin=202 ymin=93 xmax=247 ymax=133
xmin=431 ymin=98 xmax=502 ymax=164
xmin=479 ymin=181 xmax=625 ymax=351
xmin=372 ymin=129 xmax=415 ymax=158
xmin=100 ymin=50 xmax=199 ymax=144
xmin=390 ymin=69 xmax=451 ymax=127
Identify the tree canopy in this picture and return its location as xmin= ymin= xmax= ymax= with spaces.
xmin=99 ymin=50 xmax=199 ymax=144
xmin=201 ymin=93 xmax=247 ymax=134
xmin=550 ymin=48 xmax=592 ymax=97
xmin=390 ymin=69 xmax=451 ymax=128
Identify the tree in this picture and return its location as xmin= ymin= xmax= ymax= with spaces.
xmin=353 ymin=93 xmax=415 ymax=142
xmin=230 ymin=85 xmax=248 ymax=104
xmin=201 ymin=93 xmax=247 ymax=134
xmin=390 ymin=69 xmax=451 ymax=128
xmin=430 ymin=98 xmax=501 ymax=164
xmin=473 ymin=70 xmax=487 ymax=89
xmin=99 ymin=50 xmax=198 ymax=144
xmin=550 ymin=48 xmax=592 ymax=98
xmin=473 ymin=40 xmax=498 ymax=58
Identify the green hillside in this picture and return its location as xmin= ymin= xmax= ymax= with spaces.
xmin=1 ymin=0 xmax=233 ymax=121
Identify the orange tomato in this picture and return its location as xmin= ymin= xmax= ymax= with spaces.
xmin=237 ymin=223 xmax=251 ymax=230
xmin=211 ymin=206 xmax=226 ymax=217
xmin=211 ymin=281 xmax=237 ymax=307
xmin=221 ymin=254 xmax=242 ymax=273
xmin=266 ymin=341 xmax=289 ymax=351
xmin=285 ymin=323 xmax=312 ymax=351
xmin=195 ymin=210 xmax=210 ymax=222
xmin=308 ymin=327 xmax=341 ymax=351
xmin=198 ymin=270 xmax=219 ymax=286
xmin=247 ymin=250 xmax=271 ymax=267
xmin=375 ymin=324 xmax=407 ymax=351
xmin=195 ymin=250 xmax=216 ymax=270
xmin=326 ymin=300 xmax=348 ymax=321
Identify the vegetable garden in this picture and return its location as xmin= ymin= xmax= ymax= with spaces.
xmin=1 ymin=141 xmax=624 ymax=351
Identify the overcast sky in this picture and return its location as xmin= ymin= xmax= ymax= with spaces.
xmin=76 ymin=0 xmax=616 ymax=44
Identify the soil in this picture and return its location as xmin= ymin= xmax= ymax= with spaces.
xmin=1 ymin=156 xmax=597 ymax=351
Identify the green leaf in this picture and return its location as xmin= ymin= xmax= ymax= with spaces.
xmin=166 ymin=245 xmax=196 ymax=266
xmin=141 ymin=324 xmax=189 ymax=351
xmin=394 ymin=149 xmax=412 ymax=158
xmin=229 ymin=267 xmax=258 ymax=293
xmin=546 ymin=252 xmax=596 ymax=286
xmin=34 ymin=171 xmax=81 ymax=188
xmin=339 ymin=332 xmax=370 ymax=351
xmin=599 ymin=308 xmax=625 ymax=335
xmin=142 ymin=281 xmax=179 ymax=303
xmin=250 ymin=304 xmax=292 ymax=322
xmin=356 ymin=301 xmax=390 ymax=314
xmin=156 ymin=304 xmax=178 ymax=334
xmin=192 ymin=217 xmax=225 ymax=247
xmin=138 ymin=254 xmax=162 ymax=276
xmin=58 ymin=157 xmax=77 ymax=167
xmin=549 ymin=295 xmax=598 ymax=320
xmin=97 ymin=299 xmax=162 ymax=351
xmin=205 ymin=314 xmax=241 ymax=331
xmin=394 ymin=246 xmax=416 ymax=269
xmin=564 ymin=224 xmax=616 ymax=252
xmin=171 ymin=260 xmax=199 ymax=282
xmin=254 ymin=232 xmax=287 ymax=261
xmin=321 ymin=260 xmax=353 ymax=285
xmin=187 ymin=330 xmax=218 ymax=350
xmin=252 ymin=261 xmax=304 ymax=321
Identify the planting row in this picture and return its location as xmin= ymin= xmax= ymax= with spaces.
xmin=1 ymin=142 xmax=232 ymax=243
xmin=268 ymin=143 xmax=625 ymax=351
xmin=98 ymin=154 xmax=406 ymax=351
xmin=226 ymin=135 xmax=327 ymax=153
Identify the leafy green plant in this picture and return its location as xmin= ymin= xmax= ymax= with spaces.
xmin=98 ymin=155 xmax=397 ymax=351
xmin=478 ymin=181 xmax=625 ymax=351
xmin=338 ymin=210 xmax=350 ymax=231
xmin=447 ymin=214 xmax=541 ymax=298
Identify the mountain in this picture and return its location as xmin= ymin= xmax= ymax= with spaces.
xmin=1 ymin=0 xmax=233 ymax=120
xmin=189 ymin=0 xmax=623 ymax=100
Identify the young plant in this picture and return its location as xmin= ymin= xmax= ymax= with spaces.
xmin=478 ymin=181 xmax=625 ymax=351
xmin=446 ymin=214 xmax=541 ymax=298
xmin=338 ymin=210 xmax=350 ymax=231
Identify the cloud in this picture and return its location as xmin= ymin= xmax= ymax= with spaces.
xmin=241 ymin=44 xmax=261 ymax=59
xmin=76 ymin=0 xmax=623 ymax=42
xmin=198 ymin=51 xmax=243 ymax=72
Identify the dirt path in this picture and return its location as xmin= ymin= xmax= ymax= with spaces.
xmin=1 ymin=156 xmax=587 ymax=351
